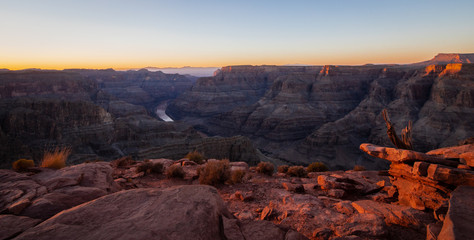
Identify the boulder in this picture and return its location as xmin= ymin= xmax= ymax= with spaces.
xmin=351 ymin=200 xmax=433 ymax=229
xmin=335 ymin=213 xmax=387 ymax=238
xmin=15 ymin=185 xmax=233 ymax=240
xmin=438 ymin=185 xmax=474 ymax=240
xmin=31 ymin=162 xmax=120 ymax=192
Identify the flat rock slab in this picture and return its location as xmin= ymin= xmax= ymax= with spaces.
xmin=427 ymin=144 xmax=474 ymax=167
xmin=352 ymin=200 xmax=433 ymax=228
xmin=438 ymin=185 xmax=474 ymax=240
xmin=14 ymin=185 xmax=233 ymax=240
xmin=0 ymin=215 xmax=41 ymax=240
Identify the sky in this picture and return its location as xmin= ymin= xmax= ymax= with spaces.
xmin=1 ymin=0 xmax=473 ymax=70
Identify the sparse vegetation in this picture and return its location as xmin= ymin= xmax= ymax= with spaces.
xmin=287 ymin=166 xmax=307 ymax=177
xmin=277 ymin=165 xmax=289 ymax=173
xmin=12 ymin=159 xmax=35 ymax=172
xmin=198 ymin=159 xmax=231 ymax=186
xmin=136 ymin=161 xmax=163 ymax=175
xmin=41 ymin=147 xmax=71 ymax=169
xmin=256 ymin=162 xmax=274 ymax=176
xmin=353 ymin=165 xmax=366 ymax=171
xmin=113 ymin=156 xmax=135 ymax=167
xmin=166 ymin=165 xmax=185 ymax=179
xmin=185 ymin=151 xmax=205 ymax=164
xmin=307 ymin=162 xmax=328 ymax=172
xmin=230 ymin=169 xmax=245 ymax=184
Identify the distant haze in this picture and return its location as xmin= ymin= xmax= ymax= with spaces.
xmin=139 ymin=67 xmax=219 ymax=77
xmin=1 ymin=1 xmax=474 ymax=69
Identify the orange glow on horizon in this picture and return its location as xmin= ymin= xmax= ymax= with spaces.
xmin=0 ymin=52 xmax=441 ymax=71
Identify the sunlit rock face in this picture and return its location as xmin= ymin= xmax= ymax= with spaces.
xmin=169 ymin=60 xmax=474 ymax=169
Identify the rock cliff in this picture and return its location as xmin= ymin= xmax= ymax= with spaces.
xmin=0 ymin=69 xmax=264 ymax=168
xmin=168 ymin=57 xmax=474 ymax=169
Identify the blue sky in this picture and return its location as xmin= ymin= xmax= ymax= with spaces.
xmin=1 ymin=0 xmax=473 ymax=69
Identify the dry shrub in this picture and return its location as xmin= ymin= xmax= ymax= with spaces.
xmin=230 ymin=169 xmax=245 ymax=184
xmin=256 ymin=162 xmax=274 ymax=176
xmin=185 ymin=151 xmax=205 ymax=164
xmin=12 ymin=159 xmax=35 ymax=172
xmin=353 ymin=165 xmax=366 ymax=171
xmin=166 ymin=165 xmax=185 ymax=179
xmin=307 ymin=162 xmax=328 ymax=172
xmin=287 ymin=166 xmax=307 ymax=177
xmin=113 ymin=156 xmax=135 ymax=167
xmin=136 ymin=161 xmax=163 ymax=175
xmin=199 ymin=159 xmax=230 ymax=186
xmin=277 ymin=165 xmax=289 ymax=173
xmin=41 ymin=147 xmax=71 ymax=169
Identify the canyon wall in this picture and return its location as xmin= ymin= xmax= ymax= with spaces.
xmin=0 ymin=69 xmax=262 ymax=168
xmin=168 ymin=61 xmax=474 ymax=169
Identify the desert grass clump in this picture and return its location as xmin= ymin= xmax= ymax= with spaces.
xmin=277 ymin=165 xmax=289 ymax=173
xmin=353 ymin=165 xmax=366 ymax=171
xmin=287 ymin=166 xmax=307 ymax=177
xmin=12 ymin=159 xmax=35 ymax=172
xmin=41 ymin=147 xmax=71 ymax=169
xmin=307 ymin=162 xmax=328 ymax=172
xmin=256 ymin=162 xmax=274 ymax=176
xmin=230 ymin=169 xmax=246 ymax=184
xmin=198 ymin=159 xmax=231 ymax=186
xmin=185 ymin=151 xmax=205 ymax=164
xmin=166 ymin=165 xmax=185 ymax=179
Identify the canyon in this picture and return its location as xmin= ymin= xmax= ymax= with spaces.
xmin=0 ymin=53 xmax=473 ymax=170
xmin=168 ymin=54 xmax=474 ymax=169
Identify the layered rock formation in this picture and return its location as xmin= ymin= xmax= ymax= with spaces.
xmin=168 ymin=56 xmax=474 ymax=169
xmin=360 ymin=143 xmax=474 ymax=239
xmin=0 ymin=69 xmax=264 ymax=168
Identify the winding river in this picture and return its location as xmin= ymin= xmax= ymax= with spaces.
xmin=155 ymin=101 xmax=174 ymax=122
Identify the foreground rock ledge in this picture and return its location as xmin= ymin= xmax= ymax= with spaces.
xmin=15 ymin=185 xmax=233 ymax=240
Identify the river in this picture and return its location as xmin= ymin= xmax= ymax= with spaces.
xmin=155 ymin=101 xmax=174 ymax=122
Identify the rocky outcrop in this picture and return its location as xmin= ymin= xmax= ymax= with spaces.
xmin=360 ymin=143 xmax=474 ymax=211
xmin=438 ymin=185 xmax=474 ymax=240
xmin=0 ymin=162 xmax=119 ymax=220
xmin=13 ymin=185 xmax=303 ymax=240
xmin=413 ymin=53 xmax=474 ymax=66
xmin=168 ymin=56 xmax=474 ymax=169
xmin=361 ymin=143 xmax=474 ymax=240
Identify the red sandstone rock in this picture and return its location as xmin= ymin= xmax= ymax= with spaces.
xmin=438 ymin=186 xmax=474 ymax=240
xmin=0 ymin=215 xmax=41 ymax=240
xmin=427 ymin=144 xmax=474 ymax=167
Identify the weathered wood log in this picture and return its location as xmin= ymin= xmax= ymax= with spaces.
xmin=382 ymin=109 xmax=413 ymax=150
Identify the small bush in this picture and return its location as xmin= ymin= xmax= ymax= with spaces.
xmin=277 ymin=165 xmax=289 ymax=173
xmin=353 ymin=165 xmax=366 ymax=171
xmin=256 ymin=162 xmax=274 ymax=176
xmin=12 ymin=159 xmax=35 ymax=172
xmin=230 ymin=169 xmax=245 ymax=184
xmin=136 ymin=162 xmax=163 ymax=175
xmin=41 ymin=147 xmax=71 ymax=169
xmin=166 ymin=165 xmax=185 ymax=179
xmin=287 ymin=166 xmax=307 ymax=177
xmin=151 ymin=162 xmax=164 ymax=174
xmin=307 ymin=162 xmax=328 ymax=172
xmin=185 ymin=151 xmax=205 ymax=164
xmin=199 ymin=160 xmax=231 ymax=186
xmin=113 ymin=156 xmax=135 ymax=167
